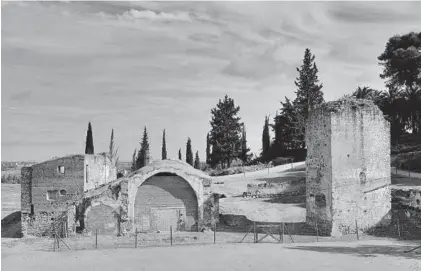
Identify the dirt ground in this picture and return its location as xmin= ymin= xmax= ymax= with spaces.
xmin=213 ymin=162 xmax=307 ymax=223
xmin=1 ymin=184 xmax=20 ymax=220
xmin=2 ymin=239 xmax=420 ymax=271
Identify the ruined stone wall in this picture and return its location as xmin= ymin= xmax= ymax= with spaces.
xmin=84 ymin=154 xmax=117 ymax=192
xmin=31 ymin=155 xmax=85 ymax=214
xmin=21 ymin=167 xmax=33 ymax=215
xmin=203 ymin=194 xmax=220 ymax=227
xmin=22 ymin=155 xmax=85 ymax=236
xmin=330 ymin=101 xmax=391 ymax=235
xmin=306 ymin=99 xmax=391 ymax=236
xmin=305 ymin=107 xmax=333 ymax=234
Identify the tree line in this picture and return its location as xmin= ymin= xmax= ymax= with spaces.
xmin=84 ymin=31 xmax=420 ymax=172
xmin=130 ymin=128 xmax=202 ymax=171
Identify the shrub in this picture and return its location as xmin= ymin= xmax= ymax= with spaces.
xmin=271 ymin=157 xmax=294 ymax=166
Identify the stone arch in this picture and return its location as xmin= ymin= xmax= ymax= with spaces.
xmin=128 ymin=167 xmax=204 ymax=232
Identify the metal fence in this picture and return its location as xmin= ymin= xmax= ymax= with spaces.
xmin=37 ymin=217 xmax=419 ymax=253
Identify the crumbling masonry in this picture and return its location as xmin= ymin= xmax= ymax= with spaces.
xmin=21 ymin=154 xmax=117 ymax=236
xmin=306 ymin=98 xmax=391 ymax=236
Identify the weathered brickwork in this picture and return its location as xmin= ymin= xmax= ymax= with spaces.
xmin=21 ymin=157 xmax=216 ymax=237
xmin=306 ymin=99 xmax=391 ymax=236
xmin=21 ymin=167 xmax=33 ymax=214
xmin=31 ymin=155 xmax=85 ymax=214
xmin=21 ymin=154 xmax=117 ymax=237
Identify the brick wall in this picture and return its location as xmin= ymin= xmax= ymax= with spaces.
xmin=31 ymin=155 xmax=85 ymax=214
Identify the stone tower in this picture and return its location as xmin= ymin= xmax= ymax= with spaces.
xmin=306 ymin=98 xmax=391 ymax=236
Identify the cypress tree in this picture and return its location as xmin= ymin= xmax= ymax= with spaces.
xmin=261 ymin=116 xmax=270 ymax=161
xmin=186 ymin=138 xmax=193 ymax=166
xmin=109 ymin=128 xmax=119 ymax=166
xmin=194 ymin=151 xmax=200 ymax=169
xmin=136 ymin=127 xmax=150 ymax=169
xmin=131 ymin=149 xmax=137 ymax=171
xmin=240 ymin=124 xmax=251 ymax=163
xmin=85 ymin=122 xmax=94 ymax=154
xmin=178 ymin=149 xmax=182 ymax=160
xmin=206 ymin=133 xmax=211 ymax=165
xmin=162 ymin=129 xmax=167 ymax=160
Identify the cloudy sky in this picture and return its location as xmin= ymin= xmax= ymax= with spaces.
xmin=1 ymin=1 xmax=420 ymax=162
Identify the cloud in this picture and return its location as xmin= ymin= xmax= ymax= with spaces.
xmin=2 ymin=139 xmax=76 ymax=148
xmin=327 ymin=2 xmax=421 ymax=25
xmin=116 ymin=9 xmax=193 ymax=23
xmin=222 ymin=45 xmax=285 ymax=80
xmin=2 ymin=1 xmax=421 ymax=162
xmin=9 ymin=90 xmax=32 ymax=102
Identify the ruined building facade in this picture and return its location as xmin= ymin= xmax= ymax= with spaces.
xmin=21 ymin=154 xmax=117 ymax=236
xmin=21 ymin=157 xmax=218 ymax=237
xmin=306 ymin=99 xmax=391 ymax=236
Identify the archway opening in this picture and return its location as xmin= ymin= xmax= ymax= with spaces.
xmin=134 ymin=173 xmax=199 ymax=232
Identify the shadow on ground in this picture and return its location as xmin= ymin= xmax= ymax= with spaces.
xmin=1 ymin=211 xmax=23 ymax=238
xmin=263 ymin=195 xmax=306 ymax=208
xmin=391 ymin=174 xmax=421 ymax=187
xmin=255 ymin=172 xmax=305 ymax=185
xmin=287 ymin=244 xmax=421 ymax=259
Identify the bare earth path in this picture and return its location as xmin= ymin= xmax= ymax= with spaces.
xmin=2 ymin=240 xmax=420 ymax=271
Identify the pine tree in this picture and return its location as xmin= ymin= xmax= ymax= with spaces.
xmin=162 ymin=129 xmax=167 ymax=160
xmin=239 ymin=124 xmax=251 ymax=163
xmin=261 ymin=116 xmax=270 ymax=161
xmin=291 ymin=48 xmax=324 ymax=149
xmin=178 ymin=149 xmax=182 ymax=160
xmin=294 ymin=48 xmax=324 ymax=116
xmin=136 ymin=127 xmax=150 ymax=169
xmin=109 ymin=129 xmax=119 ymax=166
xmin=194 ymin=151 xmax=200 ymax=169
xmin=186 ymin=138 xmax=193 ymax=166
xmin=206 ymin=133 xmax=211 ymax=165
xmin=85 ymin=122 xmax=94 ymax=154
xmin=209 ymin=95 xmax=242 ymax=168
xmin=131 ymin=149 xmax=137 ymax=171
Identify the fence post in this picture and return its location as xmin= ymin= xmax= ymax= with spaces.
xmin=253 ymin=222 xmax=256 ymax=243
xmin=135 ymin=228 xmax=138 ymax=248
xmin=281 ymin=223 xmax=284 ymax=243
xmin=315 ymin=220 xmax=319 ymax=242
xmin=355 ymin=220 xmax=359 ymax=241
xmin=95 ymin=229 xmax=98 ymax=249
xmin=213 ymin=223 xmax=216 ymax=244
xmin=279 ymin=224 xmax=282 ymax=243
xmin=170 ymin=226 xmax=173 ymax=246
xmin=397 ymin=217 xmax=401 ymax=239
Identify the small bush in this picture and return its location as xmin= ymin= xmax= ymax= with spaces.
xmin=271 ymin=157 xmax=294 ymax=166
xmin=206 ymin=163 xmax=272 ymax=177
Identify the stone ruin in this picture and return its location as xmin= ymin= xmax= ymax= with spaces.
xmin=306 ymin=98 xmax=391 ymax=236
